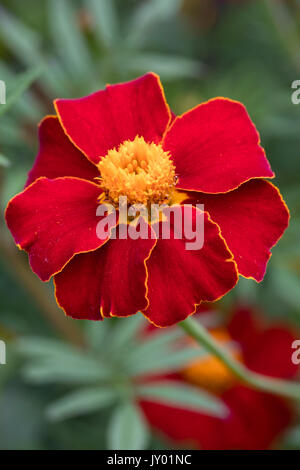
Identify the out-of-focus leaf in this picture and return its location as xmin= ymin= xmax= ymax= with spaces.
xmin=125 ymin=53 xmax=204 ymax=80
xmin=107 ymin=402 xmax=149 ymax=450
xmin=124 ymin=328 xmax=219 ymax=375
xmin=110 ymin=314 xmax=145 ymax=350
xmin=0 ymin=346 xmax=18 ymax=389
xmin=0 ymin=384 xmax=44 ymax=450
xmin=126 ymin=0 xmax=181 ymax=47
xmin=0 ymin=154 xmax=10 ymax=168
xmin=40 ymin=58 xmax=75 ymax=98
xmin=3 ymin=166 xmax=29 ymax=208
xmin=127 ymin=346 xmax=208 ymax=375
xmin=272 ymin=267 xmax=300 ymax=311
xmin=0 ymin=119 xmax=21 ymax=145
xmin=0 ymin=61 xmax=43 ymax=120
xmin=85 ymin=321 xmax=111 ymax=351
xmin=234 ymin=276 xmax=258 ymax=303
xmin=22 ymin=359 xmax=109 ymax=385
xmin=18 ymin=338 xmax=111 ymax=384
xmin=86 ymin=0 xmax=119 ymax=48
xmin=16 ymin=337 xmax=83 ymax=360
xmin=46 ymin=386 xmax=115 ymax=421
xmin=47 ymin=0 xmax=94 ymax=85
xmin=282 ymin=425 xmax=300 ymax=449
xmin=137 ymin=382 xmax=229 ymax=418
xmin=128 ymin=328 xmax=183 ymax=358
xmin=0 ymin=65 xmax=43 ymax=117
xmin=0 ymin=7 xmax=42 ymax=65
xmin=263 ymin=116 xmax=300 ymax=138
xmin=125 ymin=328 xmax=206 ymax=375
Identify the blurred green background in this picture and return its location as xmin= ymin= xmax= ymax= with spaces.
xmin=1 ymin=0 xmax=300 ymax=449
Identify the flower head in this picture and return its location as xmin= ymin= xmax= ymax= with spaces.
xmin=97 ymin=136 xmax=176 ymax=206
xmin=5 ymin=73 xmax=289 ymax=327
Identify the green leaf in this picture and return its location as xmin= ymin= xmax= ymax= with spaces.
xmin=282 ymin=425 xmax=300 ymax=449
xmin=2 ymin=166 xmax=30 ymax=208
xmin=16 ymin=337 xmax=84 ymax=360
xmin=0 ymin=154 xmax=10 ymax=168
xmin=40 ymin=58 xmax=75 ymax=97
xmin=234 ymin=276 xmax=258 ymax=303
xmin=128 ymin=346 xmax=209 ymax=375
xmin=0 ymin=7 xmax=42 ymax=66
xmin=22 ymin=359 xmax=109 ymax=385
xmin=137 ymin=382 xmax=229 ymax=418
xmin=125 ymin=328 xmax=208 ymax=375
xmin=125 ymin=53 xmax=205 ymax=80
xmin=85 ymin=321 xmax=111 ymax=351
xmin=263 ymin=115 xmax=300 ymax=138
xmin=107 ymin=402 xmax=149 ymax=450
xmin=272 ymin=267 xmax=300 ymax=311
xmin=126 ymin=0 xmax=181 ymax=47
xmin=46 ymin=386 xmax=115 ymax=421
xmin=86 ymin=0 xmax=119 ymax=48
xmin=128 ymin=328 xmax=183 ymax=358
xmin=0 ymin=61 xmax=43 ymax=120
xmin=0 ymin=65 xmax=43 ymax=117
xmin=17 ymin=338 xmax=111 ymax=384
xmin=124 ymin=328 xmax=213 ymax=375
xmin=47 ymin=0 xmax=94 ymax=84
xmin=111 ymin=314 xmax=145 ymax=350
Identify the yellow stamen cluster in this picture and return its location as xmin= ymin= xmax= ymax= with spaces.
xmin=182 ymin=329 xmax=242 ymax=393
xmin=97 ymin=136 xmax=176 ymax=206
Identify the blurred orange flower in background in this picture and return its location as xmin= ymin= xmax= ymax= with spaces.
xmin=139 ymin=306 xmax=299 ymax=449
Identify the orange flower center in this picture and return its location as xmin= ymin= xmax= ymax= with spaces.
xmin=182 ymin=328 xmax=242 ymax=394
xmin=97 ymin=136 xmax=176 ymax=206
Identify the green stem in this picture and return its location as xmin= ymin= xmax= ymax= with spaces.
xmin=180 ymin=316 xmax=300 ymax=401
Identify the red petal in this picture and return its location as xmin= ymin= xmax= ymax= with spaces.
xmin=185 ymin=180 xmax=289 ymax=281
xmin=228 ymin=307 xmax=299 ymax=379
xmin=5 ymin=177 xmax=113 ymax=281
xmin=163 ymin=98 xmax=274 ymax=193
xmin=245 ymin=327 xmax=298 ymax=379
xmin=55 ymin=73 xmax=171 ymax=164
xmin=26 ymin=116 xmax=99 ymax=187
xmin=227 ymin=306 xmax=262 ymax=353
xmin=223 ymin=386 xmax=292 ymax=450
xmin=143 ymin=206 xmax=238 ymax=327
xmin=140 ymin=383 xmax=292 ymax=450
xmin=54 ymin=221 xmax=156 ymax=320
xmin=140 ymin=396 xmax=227 ymax=450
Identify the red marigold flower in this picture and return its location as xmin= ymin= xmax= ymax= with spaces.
xmin=5 ymin=73 xmax=289 ymax=326
xmin=140 ymin=307 xmax=299 ymax=449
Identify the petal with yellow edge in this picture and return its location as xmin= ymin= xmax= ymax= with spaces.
xmin=54 ymin=220 xmax=156 ymax=320
xmin=163 ymin=98 xmax=274 ymax=194
xmin=185 ymin=180 xmax=289 ymax=281
xmin=26 ymin=116 xmax=99 ymax=187
xmin=143 ymin=205 xmax=238 ymax=327
xmin=55 ymin=73 xmax=171 ymax=164
xmin=5 ymin=177 xmax=113 ymax=282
